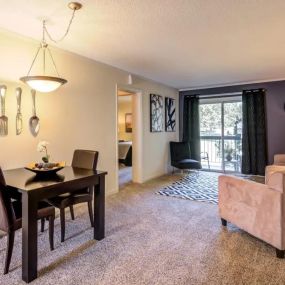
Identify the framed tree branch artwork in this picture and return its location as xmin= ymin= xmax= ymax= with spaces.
xmin=165 ymin=97 xmax=176 ymax=132
xmin=150 ymin=94 xmax=163 ymax=132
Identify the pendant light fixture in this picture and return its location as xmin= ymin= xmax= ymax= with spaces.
xmin=20 ymin=2 xmax=82 ymax=93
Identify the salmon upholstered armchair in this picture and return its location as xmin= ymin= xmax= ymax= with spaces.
xmin=218 ymin=154 xmax=285 ymax=258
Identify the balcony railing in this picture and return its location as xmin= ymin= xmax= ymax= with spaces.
xmin=200 ymin=135 xmax=242 ymax=172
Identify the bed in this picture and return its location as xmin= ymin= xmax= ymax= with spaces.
xmin=118 ymin=141 xmax=132 ymax=166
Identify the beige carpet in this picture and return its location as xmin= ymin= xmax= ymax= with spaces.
xmin=118 ymin=164 xmax=132 ymax=188
xmin=0 ymin=173 xmax=284 ymax=284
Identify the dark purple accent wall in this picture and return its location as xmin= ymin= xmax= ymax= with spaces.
xmin=179 ymin=80 xmax=285 ymax=164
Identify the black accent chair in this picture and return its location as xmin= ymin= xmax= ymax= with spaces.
xmin=170 ymin=142 xmax=202 ymax=171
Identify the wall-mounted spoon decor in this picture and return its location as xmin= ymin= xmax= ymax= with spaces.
xmin=16 ymin=87 xmax=23 ymax=135
xmin=29 ymin=89 xmax=40 ymax=137
xmin=0 ymin=85 xmax=8 ymax=136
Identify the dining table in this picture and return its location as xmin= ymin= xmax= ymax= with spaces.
xmin=3 ymin=166 xmax=107 ymax=283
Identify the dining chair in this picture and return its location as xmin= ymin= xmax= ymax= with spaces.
xmin=0 ymin=167 xmax=55 ymax=274
xmin=45 ymin=149 xmax=99 ymax=242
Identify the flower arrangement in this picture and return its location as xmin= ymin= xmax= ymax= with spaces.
xmin=37 ymin=141 xmax=50 ymax=163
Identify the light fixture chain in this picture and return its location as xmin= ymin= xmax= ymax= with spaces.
xmin=27 ymin=45 xmax=42 ymax=76
xmin=43 ymin=47 xmax=46 ymax=74
xmin=42 ymin=20 xmax=46 ymax=43
xmin=47 ymin=47 xmax=60 ymax=76
xmin=44 ymin=8 xmax=76 ymax=44
xmin=20 ymin=2 xmax=82 ymax=91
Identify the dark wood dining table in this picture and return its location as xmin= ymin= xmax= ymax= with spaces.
xmin=3 ymin=166 xmax=107 ymax=283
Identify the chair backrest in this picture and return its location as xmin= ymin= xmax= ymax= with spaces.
xmin=72 ymin=150 xmax=99 ymax=170
xmin=0 ymin=168 xmax=15 ymax=232
xmin=170 ymin=142 xmax=191 ymax=162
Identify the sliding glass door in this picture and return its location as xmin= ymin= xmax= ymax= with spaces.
xmin=199 ymin=97 xmax=242 ymax=172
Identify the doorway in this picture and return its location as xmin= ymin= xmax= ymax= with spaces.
xmin=117 ymin=91 xmax=133 ymax=187
xmin=116 ymin=86 xmax=143 ymax=190
xmin=199 ymin=96 xmax=242 ymax=173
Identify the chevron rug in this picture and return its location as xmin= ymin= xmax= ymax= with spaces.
xmin=157 ymin=171 xmax=264 ymax=205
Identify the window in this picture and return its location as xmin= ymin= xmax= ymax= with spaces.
xmin=199 ymin=96 xmax=242 ymax=172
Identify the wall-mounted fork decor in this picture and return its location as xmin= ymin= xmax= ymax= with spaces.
xmin=29 ymin=89 xmax=40 ymax=137
xmin=16 ymin=87 xmax=23 ymax=135
xmin=0 ymin=85 xmax=43 ymax=137
xmin=0 ymin=85 xmax=8 ymax=136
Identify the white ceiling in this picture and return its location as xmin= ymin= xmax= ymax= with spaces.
xmin=1 ymin=0 xmax=285 ymax=89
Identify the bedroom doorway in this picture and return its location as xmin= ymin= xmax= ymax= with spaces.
xmin=118 ymin=91 xmax=134 ymax=187
xmin=116 ymin=86 xmax=143 ymax=190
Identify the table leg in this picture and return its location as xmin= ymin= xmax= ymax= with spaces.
xmin=22 ymin=193 xmax=38 ymax=283
xmin=94 ymin=175 xmax=105 ymax=240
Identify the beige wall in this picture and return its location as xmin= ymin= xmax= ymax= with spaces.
xmin=0 ymin=29 xmax=179 ymax=195
xmin=134 ymin=79 xmax=179 ymax=181
xmin=118 ymin=95 xmax=133 ymax=141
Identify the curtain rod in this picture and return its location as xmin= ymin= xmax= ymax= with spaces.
xmin=243 ymin=88 xmax=266 ymax=93
xmin=185 ymin=92 xmax=242 ymax=100
xmin=197 ymin=92 xmax=242 ymax=98
xmin=186 ymin=88 xmax=266 ymax=99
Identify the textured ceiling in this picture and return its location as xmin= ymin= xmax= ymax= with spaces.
xmin=1 ymin=0 xmax=285 ymax=89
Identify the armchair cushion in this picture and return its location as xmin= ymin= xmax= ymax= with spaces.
xmin=172 ymin=159 xmax=201 ymax=169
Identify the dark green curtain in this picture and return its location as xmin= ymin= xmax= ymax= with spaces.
xmin=182 ymin=96 xmax=201 ymax=161
xmin=242 ymin=89 xmax=267 ymax=175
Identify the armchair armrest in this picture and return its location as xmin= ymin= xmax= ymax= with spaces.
xmin=267 ymin=171 xmax=285 ymax=193
xmin=218 ymin=175 xmax=274 ymax=203
xmin=265 ymin=165 xmax=285 ymax=184
xmin=274 ymin=154 xmax=285 ymax=165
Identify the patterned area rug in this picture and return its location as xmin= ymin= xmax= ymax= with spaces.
xmin=157 ymin=171 xmax=265 ymax=205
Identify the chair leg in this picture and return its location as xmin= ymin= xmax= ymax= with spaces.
xmin=49 ymin=215 xmax=55 ymax=251
xmin=60 ymin=208 xmax=65 ymax=242
xmin=70 ymin=205 xmax=75 ymax=220
xmin=276 ymin=249 xmax=285 ymax=259
xmin=41 ymin=218 xmax=45 ymax=232
xmin=87 ymin=201 xmax=94 ymax=227
xmin=4 ymin=231 xmax=15 ymax=274
xmin=221 ymin=218 xmax=227 ymax=226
